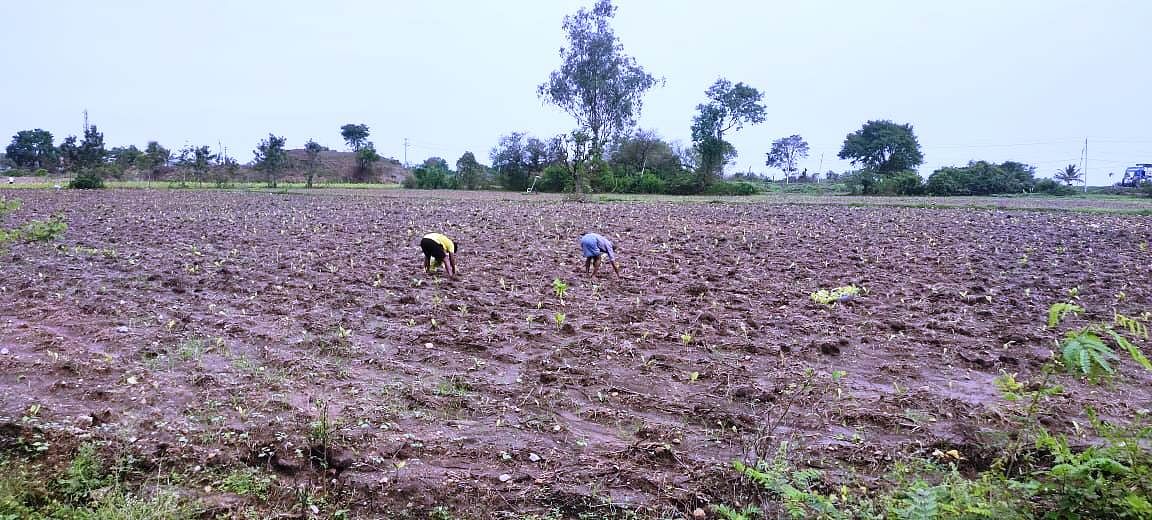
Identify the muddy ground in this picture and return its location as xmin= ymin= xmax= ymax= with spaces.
xmin=1 ymin=189 xmax=1150 ymax=518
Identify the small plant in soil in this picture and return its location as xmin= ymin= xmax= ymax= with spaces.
xmin=553 ymin=312 xmax=566 ymax=331
xmin=810 ymin=285 xmax=861 ymax=305
xmin=552 ymin=278 xmax=568 ymax=303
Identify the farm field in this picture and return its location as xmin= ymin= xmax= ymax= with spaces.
xmin=1 ymin=188 xmax=1151 ymax=518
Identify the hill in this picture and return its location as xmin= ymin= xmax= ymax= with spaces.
xmin=282 ymin=149 xmax=408 ymax=184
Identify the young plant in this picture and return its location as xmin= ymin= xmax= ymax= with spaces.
xmin=1048 ymin=302 xmax=1151 ymax=382
xmin=553 ymin=312 xmax=566 ymax=331
xmin=810 ymin=285 xmax=861 ymax=305
xmin=552 ymin=278 xmax=568 ymax=303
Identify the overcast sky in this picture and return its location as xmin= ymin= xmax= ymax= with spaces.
xmin=2 ymin=0 xmax=1149 ymax=184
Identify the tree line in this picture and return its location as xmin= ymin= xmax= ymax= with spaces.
xmin=2 ymin=123 xmax=394 ymax=189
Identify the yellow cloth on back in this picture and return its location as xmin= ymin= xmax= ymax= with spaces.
xmin=423 ymin=233 xmax=455 ymax=254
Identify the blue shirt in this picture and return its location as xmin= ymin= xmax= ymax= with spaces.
xmin=580 ymin=233 xmax=616 ymax=260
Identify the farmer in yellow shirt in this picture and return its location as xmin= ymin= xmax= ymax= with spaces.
xmin=420 ymin=232 xmax=458 ymax=278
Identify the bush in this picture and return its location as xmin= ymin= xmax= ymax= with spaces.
xmin=635 ymin=172 xmax=667 ymax=194
xmin=845 ymin=170 xmax=923 ymax=195
xmin=404 ymin=164 xmax=456 ymax=189
xmin=68 ymin=170 xmax=105 ymax=189
xmin=536 ymin=164 xmax=572 ymax=193
xmin=1035 ymin=178 xmax=1076 ymax=196
xmin=926 ymin=161 xmax=1038 ymax=196
xmin=842 ymin=170 xmax=877 ymax=195
xmin=875 ymin=171 xmax=924 ymax=195
xmin=705 ymin=181 xmax=760 ymax=196
xmin=665 ymin=174 xmax=704 ymax=195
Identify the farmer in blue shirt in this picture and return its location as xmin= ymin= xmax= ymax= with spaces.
xmin=580 ymin=232 xmax=620 ymax=279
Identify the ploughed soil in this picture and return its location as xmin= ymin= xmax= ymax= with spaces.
xmin=1 ymin=188 xmax=1150 ymax=518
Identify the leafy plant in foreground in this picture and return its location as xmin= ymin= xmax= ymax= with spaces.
xmin=1047 ymin=302 xmax=1151 ymax=381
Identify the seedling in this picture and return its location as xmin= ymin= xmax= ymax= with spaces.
xmin=553 ymin=313 xmax=566 ymax=330
xmin=552 ymin=278 xmax=568 ymax=303
xmin=810 ymin=285 xmax=862 ymax=305
xmin=681 ymin=332 xmax=694 ymax=345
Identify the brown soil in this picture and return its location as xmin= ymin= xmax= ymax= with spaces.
xmin=1 ymin=189 xmax=1150 ymax=518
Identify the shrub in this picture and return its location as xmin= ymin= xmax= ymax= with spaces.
xmin=536 ymin=164 xmax=572 ymax=193
xmin=705 ymin=181 xmax=759 ymax=196
xmin=664 ymin=174 xmax=704 ymax=195
xmin=874 ymin=170 xmax=924 ymax=195
xmin=844 ymin=169 xmax=928 ymax=196
xmin=68 ymin=169 xmax=105 ymax=189
xmin=635 ymin=172 xmax=667 ymax=194
xmin=842 ymin=169 xmax=877 ymax=195
xmin=1035 ymin=178 xmax=1076 ymax=196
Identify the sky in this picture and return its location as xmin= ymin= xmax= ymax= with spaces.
xmin=2 ymin=0 xmax=1150 ymax=185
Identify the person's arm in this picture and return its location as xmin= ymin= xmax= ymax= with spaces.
xmin=604 ymin=240 xmax=620 ymax=278
xmin=446 ymin=252 xmax=457 ymax=278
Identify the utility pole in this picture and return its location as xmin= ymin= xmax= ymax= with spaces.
xmin=403 ymin=138 xmax=409 ymax=168
xmin=82 ymin=109 xmax=89 ymax=134
xmin=1078 ymin=137 xmax=1087 ymax=194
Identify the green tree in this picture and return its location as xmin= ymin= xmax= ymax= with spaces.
xmin=491 ymin=133 xmax=530 ymax=191
xmin=838 ymin=120 xmax=923 ymax=175
xmin=538 ymin=0 xmax=659 ymax=194
xmin=303 ymin=139 xmax=324 ymax=188
xmin=353 ymin=143 xmax=380 ymax=182
xmin=455 ymin=151 xmax=485 ymax=190
xmin=608 ymin=129 xmax=682 ymax=178
xmin=109 ymin=145 xmax=144 ymax=177
xmin=211 ymin=156 xmax=239 ymax=188
xmin=405 ymin=158 xmax=455 ymax=189
xmin=1054 ymin=164 xmax=1083 ymax=186
xmin=340 ymin=124 xmax=370 ymax=151
xmin=253 ymin=134 xmax=288 ymax=187
xmin=6 ymin=129 xmax=56 ymax=170
xmin=138 ymin=141 xmax=171 ymax=182
xmin=178 ymin=145 xmax=217 ymax=185
xmin=691 ymin=79 xmax=766 ymax=184
xmin=58 ymin=136 xmax=80 ymax=172
xmin=765 ymin=135 xmax=809 ymax=181
xmin=76 ymin=125 xmax=106 ymax=171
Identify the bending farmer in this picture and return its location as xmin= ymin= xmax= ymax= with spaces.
xmin=580 ymin=232 xmax=620 ymax=279
xmin=420 ymin=232 xmax=458 ymax=278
